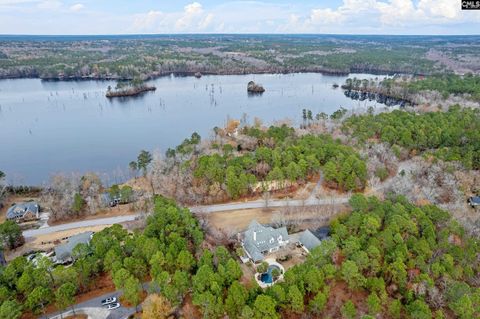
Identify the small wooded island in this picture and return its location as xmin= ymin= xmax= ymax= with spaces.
xmin=247 ymin=80 xmax=265 ymax=93
xmin=106 ymin=78 xmax=156 ymax=98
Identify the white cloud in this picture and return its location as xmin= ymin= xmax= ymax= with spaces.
xmin=418 ymin=0 xmax=459 ymax=19
xmin=131 ymin=2 xmax=215 ymax=33
xmin=308 ymin=8 xmax=345 ymax=25
xmin=132 ymin=10 xmax=164 ymax=31
xmin=1 ymin=0 xmax=479 ymax=35
xmin=280 ymin=0 xmax=480 ymax=33
xmin=37 ymin=0 xmax=61 ymax=10
xmin=198 ymin=13 xmax=214 ymax=30
xmin=175 ymin=2 xmax=204 ymax=30
xmin=69 ymin=3 xmax=84 ymax=12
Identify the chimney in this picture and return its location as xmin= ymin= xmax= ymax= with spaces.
xmin=253 ymin=231 xmax=256 ymax=241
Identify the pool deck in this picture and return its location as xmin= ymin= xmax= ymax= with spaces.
xmin=254 ymin=258 xmax=285 ymax=288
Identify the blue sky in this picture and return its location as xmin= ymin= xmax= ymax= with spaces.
xmin=0 ymin=0 xmax=479 ymax=35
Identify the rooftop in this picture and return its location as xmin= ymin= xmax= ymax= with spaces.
xmin=6 ymin=201 xmax=39 ymax=219
xmin=470 ymin=196 xmax=480 ymax=204
xmin=54 ymin=231 xmax=93 ymax=263
xmin=242 ymin=220 xmax=289 ymax=262
xmin=299 ymin=229 xmax=322 ymax=252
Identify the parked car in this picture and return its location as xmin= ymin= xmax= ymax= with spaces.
xmin=106 ymin=302 xmax=120 ymax=310
xmin=101 ymin=297 xmax=117 ymax=305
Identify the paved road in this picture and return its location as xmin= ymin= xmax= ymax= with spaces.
xmin=24 ymin=193 xmax=350 ymax=237
xmin=23 ymin=215 xmax=138 ymax=237
xmin=190 ymin=196 xmax=349 ymax=213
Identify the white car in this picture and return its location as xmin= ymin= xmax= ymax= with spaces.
xmin=106 ymin=303 xmax=120 ymax=310
xmin=101 ymin=297 xmax=117 ymax=305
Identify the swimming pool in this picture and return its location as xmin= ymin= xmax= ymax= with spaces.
xmin=260 ymin=265 xmax=281 ymax=284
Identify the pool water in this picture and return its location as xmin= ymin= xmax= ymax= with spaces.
xmin=260 ymin=265 xmax=281 ymax=284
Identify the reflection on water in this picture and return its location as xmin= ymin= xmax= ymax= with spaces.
xmin=0 ymin=73 xmax=385 ymax=185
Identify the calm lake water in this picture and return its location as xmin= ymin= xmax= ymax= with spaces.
xmin=0 ymin=73 xmax=385 ymax=185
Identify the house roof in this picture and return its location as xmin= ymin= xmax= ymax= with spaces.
xmin=6 ymin=202 xmax=39 ymax=219
xmin=242 ymin=220 xmax=289 ymax=262
xmin=470 ymin=196 xmax=480 ymax=204
xmin=54 ymin=231 xmax=93 ymax=262
xmin=299 ymin=229 xmax=322 ymax=252
xmin=311 ymin=226 xmax=330 ymax=240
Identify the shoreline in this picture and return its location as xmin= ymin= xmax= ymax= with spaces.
xmin=0 ymin=68 xmax=417 ymax=82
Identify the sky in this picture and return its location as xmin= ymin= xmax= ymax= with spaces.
xmin=0 ymin=0 xmax=479 ymax=35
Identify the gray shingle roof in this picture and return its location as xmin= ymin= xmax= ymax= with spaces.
xmin=299 ymin=229 xmax=322 ymax=252
xmin=242 ymin=220 xmax=289 ymax=262
xmin=470 ymin=196 xmax=480 ymax=205
xmin=311 ymin=226 xmax=330 ymax=240
xmin=6 ymin=202 xmax=39 ymax=219
xmin=54 ymin=231 xmax=93 ymax=263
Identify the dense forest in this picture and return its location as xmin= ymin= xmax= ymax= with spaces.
xmin=341 ymin=74 xmax=480 ymax=105
xmin=2 ymin=34 xmax=478 ymax=80
xmin=0 ymin=196 xmax=204 ymax=318
xmin=342 ymin=106 xmax=480 ymax=170
xmin=1 ymin=195 xmax=479 ymax=318
xmin=407 ymin=74 xmax=480 ymax=100
xmin=189 ymin=124 xmax=367 ymax=200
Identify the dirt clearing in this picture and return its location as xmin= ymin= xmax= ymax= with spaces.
xmin=205 ymin=204 xmax=349 ymax=233
xmin=5 ymin=224 xmax=111 ymax=261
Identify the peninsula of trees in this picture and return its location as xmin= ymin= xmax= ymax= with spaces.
xmin=106 ymin=78 xmax=156 ymax=98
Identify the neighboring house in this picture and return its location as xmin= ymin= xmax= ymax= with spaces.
xmin=54 ymin=231 xmax=93 ymax=264
xmin=6 ymin=202 xmax=39 ymax=221
xmin=468 ymin=196 xmax=480 ymax=208
xmin=241 ymin=220 xmax=289 ymax=263
xmin=101 ymin=190 xmax=134 ymax=208
xmin=298 ymin=227 xmax=330 ymax=253
xmin=101 ymin=193 xmax=121 ymax=207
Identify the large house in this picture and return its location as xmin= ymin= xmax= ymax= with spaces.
xmin=6 ymin=202 xmax=39 ymax=221
xmin=54 ymin=231 xmax=93 ymax=264
xmin=241 ymin=220 xmax=289 ymax=263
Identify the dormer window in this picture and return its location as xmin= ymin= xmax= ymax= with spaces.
xmin=270 ymin=237 xmax=274 ymax=244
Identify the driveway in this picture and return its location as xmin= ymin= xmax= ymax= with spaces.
xmin=43 ymin=290 xmax=135 ymax=319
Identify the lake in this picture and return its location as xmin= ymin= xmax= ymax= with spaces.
xmin=0 ymin=73 xmax=385 ymax=185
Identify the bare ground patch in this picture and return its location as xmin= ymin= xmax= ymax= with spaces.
xmin=49 ymin=203 xmax=136 ymax=226
xmin=5 ymin=224 xmax=111 ymax=261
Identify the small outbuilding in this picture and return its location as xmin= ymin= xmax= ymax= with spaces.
xmin=298 ymin=227 xmax=330 ymax=253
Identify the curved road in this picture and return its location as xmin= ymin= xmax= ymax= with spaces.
xmin=42 ymin=289 xmax=135 ymax=319
xmin=24 ymin=195 xmax=349 ymax=238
